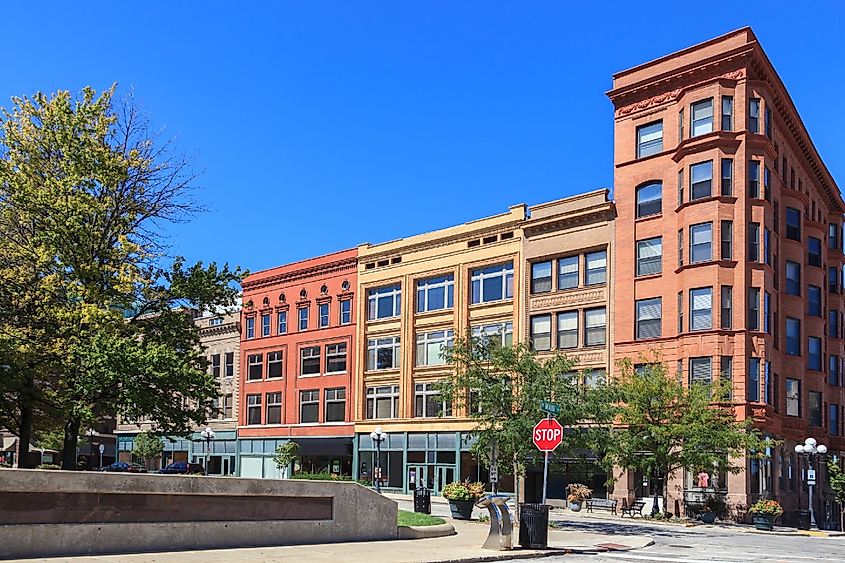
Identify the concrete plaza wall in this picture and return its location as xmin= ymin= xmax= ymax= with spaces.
xmin=0 ymin=469 xmax=397 ymax=559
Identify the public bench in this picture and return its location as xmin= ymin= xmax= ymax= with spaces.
xmin=621 ymin=500 xmax=646 ymax=518
xmin=585 ymin=498 xmax=618 ymax=515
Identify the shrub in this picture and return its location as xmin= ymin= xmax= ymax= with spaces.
xmin=442 ymin=481 xmax=485 ymax=501
xmin=748 ymin=499 xmax=783 ymax=517
xmin=566 ymin=483 xmax=592 ymax=503
xmin=36 ymin=463 xmax=61 ymax=470
xmin=291 ymin=471 xmax=351 ymax=481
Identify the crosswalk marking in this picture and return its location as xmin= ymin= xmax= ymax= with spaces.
xmin=604 ymin=553 xmax=743 ymax=563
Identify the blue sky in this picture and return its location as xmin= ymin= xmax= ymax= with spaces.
xmin=3 ymin=2 xmax=843 ymax=273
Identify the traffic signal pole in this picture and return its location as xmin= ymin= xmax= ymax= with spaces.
xmin=541 ymin=412 xmax=551 ymax=505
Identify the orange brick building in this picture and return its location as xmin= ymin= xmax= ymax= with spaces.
xmin=608 ymin=28 xmax=844 ymax=521
xmin=238 ymin=249 xmax=357 ymax=478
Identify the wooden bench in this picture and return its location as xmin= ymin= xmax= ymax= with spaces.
xmin=585 ymin=498 xmax=618 ymax=515
xmin=621 ymin=500 xmax=646 ymax=518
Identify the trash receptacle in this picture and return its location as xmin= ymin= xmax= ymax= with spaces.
xmin=414 ymin=487 xmax=431 ymax=514
xmin=518 ymin=503 xmax=550 ymax=549
xmin=797 ymin=509 xmax=810 ymax=530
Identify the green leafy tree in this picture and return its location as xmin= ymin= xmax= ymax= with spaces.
xmin=597 ymin=358 xmax=772 ymax=515
xmin=131 ymin=431 xmax=164 ymax=469
xmin=0 ymin=86 xmax=244 ymax=468
xmin=827 ymin=461 xmax=845 ymax=531
xmin=273 ymin=441 xmax=300 ymax=478
xmin=437 ymin=337 xmax=602 ymax=506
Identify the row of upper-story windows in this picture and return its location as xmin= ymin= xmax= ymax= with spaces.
xmin=365 ymin=384 xmax=454 ymax=420
xmin=530 ymin=250 xmax=607 ymax=294
xmin=635 ymin=95 xmax=771 ymax=159
xmin=208 ymin=352 xmax=235 ymax=378
xmin=245 ymin=343 xmax=347 ymax=381
xmin=246 ymin=299 xmax=352 ymax=339
xmin=245 ymin=387 xmax=346 ymax=425
xmin=529 ymin=307 xmax=606 ymax=351
xmin=367 ymin=263 xmax=514 ymax=321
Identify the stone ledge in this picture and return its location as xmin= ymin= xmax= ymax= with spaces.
xmin=398 ymin=523 xmax=457 ymax=539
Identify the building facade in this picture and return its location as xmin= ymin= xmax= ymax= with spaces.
xmin=116 ymin=309 xmax=241 ymax=474
xmin=237 ymin=249 xmax=357 ymax=478
xmin=608 ymin=27 xmax=844 ymax=520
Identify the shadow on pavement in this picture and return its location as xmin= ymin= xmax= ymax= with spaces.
xmin=550 ymin=518 xmax=700 ymax=539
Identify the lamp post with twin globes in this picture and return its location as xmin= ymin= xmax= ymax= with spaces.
xmin=794 ymin=437 xmax=827 ymax=529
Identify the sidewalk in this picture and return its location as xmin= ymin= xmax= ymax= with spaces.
xmin=10 ymin=517 xmax=653 ymax=563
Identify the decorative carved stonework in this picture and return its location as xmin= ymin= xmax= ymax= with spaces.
xmin=720 ymin=69 xmax=745 ymax=81
xmin=565 ymin=350 xmax=605 ymax=365
xmin=751 ymin=407 xmax=767 ymax=420
xmin=616 ymin=89 xmax=682 ymax=117
xmin=531 ymin=289 xmax=606 ymax=310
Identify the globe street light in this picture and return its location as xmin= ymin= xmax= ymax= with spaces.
xmin=370 ymin=427 xmax=386 ymax=494
xmin=794 ymin=437 xmax=827 ymax=529
xmin=201 ymin=427 xmax=215 ymax=475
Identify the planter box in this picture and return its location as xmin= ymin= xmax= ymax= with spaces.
xmin=448 ymin=500 xmax=475 ymax=520
xmin=752 ymin=514 xmax=775 ymax=531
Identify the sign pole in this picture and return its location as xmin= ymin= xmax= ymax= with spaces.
xmin=541 ymin=413 xmax=551 ymax=505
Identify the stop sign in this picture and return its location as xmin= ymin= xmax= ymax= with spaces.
xmin=533 ymin=418 xmax=563 ymax=452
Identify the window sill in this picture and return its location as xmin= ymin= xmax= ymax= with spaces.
xmin=299 ymin=373 xmax=322 ymax=378
xmin=415 ymin=307 xmax=455 ymax=318
xmin=675 ymin=195 xmax=737 ymax=214
xmin=367 ymin=315 xmax=402 ymax=325
xmin=365 ymin=368 xmax=401 ymax=375
xmin=414 ymin=364 xmax=450 ymax=371
xmin=245 ymin=379 xmax=264 ymax=384
xmin=635 ymin=213 xmax=662 ymax=223
xmin=323 ymin=370 xmax=348 ymax=376
xmin=469 ymin=298 xmax=514 ymax=309
xmin=675 ymin=259 xmax=736 ymax=274
xmin=635 ymin=272 xmax=662 ymax=281
xmin=265 ymin=376 xmax=284 ymax=381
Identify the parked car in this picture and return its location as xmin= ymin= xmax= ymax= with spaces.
xmin=100 ymin=461 xmax=147 ymax=473
xmin=158 ymin=461 xmax=205 ymax=475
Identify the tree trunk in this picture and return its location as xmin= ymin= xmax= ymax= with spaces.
xmin=662 ymin=467 xmax=670 ymax=518
xmin=61 ymin=417 xmax=81 ymax=470
xmin=513 ymin=457 xmax=521 ymax=524
xmin=16 ymin=396 xmax=34 ymax=468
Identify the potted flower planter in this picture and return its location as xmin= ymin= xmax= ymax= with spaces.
xmin=747 ymin=499 xmax=782 ymax=531
xmin=448 ymin=499 xmax=475 ymax=520
xmin=700 ymin=511 xmax=717 ymax=524
xmin=568 ymin=500 xmax=583 ymax=512
xmin=566 ymin=483 xmax=592 ymax=513
xmin=752 ymin=514 xmax=774 ymax=531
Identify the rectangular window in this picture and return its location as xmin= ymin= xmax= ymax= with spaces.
xmin=748 ymin=222 xmax=760 ymax=262
xmin=786 ymin=261 xmax=801 ymax=296
xmin=267 ymin=351 xmax=283 ymax=378
xmin=830 ymin=355 xmax=840 ymax=386
xmin=414 ymin=383 xmax=451 ymax=418
xmin=366 ymin=385 xmax=399 ymax=419
xmin=721 ymin=96 xmax=733 ymax=131
xmin=764 ymin=291 xmax=771 ymax=334
xmin=748 ymin=160 xmax=760 ymax=198
xmin=324 ymin=388 xmax=346 ymax=422
xmin=748 ymin=358 xmax=760 ymax=402
xmin=691 ymin=99 xmax=713 ymax=137
xmin=471 ymin=322 xmax=513 ymax=348
xmin=557 ymin=256 xmax=580 ymax=290
xmin=808 ymin=237 xmax=822 ymax=267
xmin=636 ymin=297 xmax=662 ymax=340
xmin=830 ymin=310 xmax=840 ymax=339
xmin=749 ymin=98 xmax=760 ymax=133
xmin=830 ymin=267 xmax=840 ymax=293
xmin=637 ymin=182 xmax=662 ymax=217
xmin=368 ymin=284 xmax=402 ymax=319
xmin=416 ymin=329 xmax=454 ymax=366
xmin=325 ymin=343 xmax=348 ymax=373
xmin=829 ymin=223 xmax=840 ymax=250
xmin=678 ymin=291 xmax=683 ymax=333
xmin=690 ymin=160 xmax=713 ymax=200
xmin=530 ymin=315 xmax=552 ymax=351
xmin=808 ymin=285 xmax=822 ymax=317
xmin=786 ymin=207 xmax=801 ymax=241
xmin=300 ymin=346 xmax=321 ymax=376
xmin=471 ymin=263 xmax=514 ymax=303
xmin=748 ymin=288 xmax=760 ymax=331
xmin=636 ymin=120 xmax=663 ymax=158
xmin=246 ymin=317 xmax=255 ymax=339
xmin=277 ymin=311 xmax=287 ymax=334
xmin=224 ymin=352 xmax=234 ymax=378
xmin=809 ymin=336 xmax=822 ymax=371
xmin=261 ymin=314 xmax=271 ymax=337
xmin=298 ymin=307 xmax=308 ymax=331
xmin=584 ymin=307 xmax=607 ymax=347
xmin=340 ymin=300 xmax=352 ymax=325
xmin=531 ymin=261 xmax=553 ymax=293
xmin=416 ymin=275 xmax=454 ymax=312
xmin=247 ymin=353 xmax=263 ymax=381
xmin=786 ymin=378 xmax=800 ymax=416
xmin=300 ymin=390 xmax=319 ymax=424
xmin=210 ymin=354 xmax=221 ymax=378
xmin=764 ymin=167 xmax=771 ymax=201
xmin=556 ymin=311 xmax=578 ymax=349
xmin=318 ymin=302 xmax=329 ymax=328
xmin=678 ymin=170 xmax=684 ymax=206
xmin=690 ymin=287 xmax=712 ymax=331
xmin=721 ymin=220 xmax=733 ymax=260
xmin=266 ymin=392 xmax=282 ymax=425
xmin=720 ymin=356 xmax=733 ymax=399
xmin=679 ymin=108 xmax=684 ymax=141
xmin=786 ymin=317 xmax=801 ymax=356
xmin=721 ymin=286 xmax=732 ymax=330
xmin=246 ymin=394 xmax=261 ymax=425
xmin=721 ymin=158 xmax=733 ymax=196
xmin=764 ymin=228 xmax=771 ymax=265
xmin=830 ymin=405 xmax=840 ymax=437
xmin=689 ymin=357 xmax=712 ymax=386
xmin=636 ymin=237 xmax=662 ymax=276
xmin=585 ymin=251 xmax=607 ymax=285
xmin=367 ymin=336 xmax=401 ymax=370
xmin=678 ymin=229 xmax=684 ymax=267
xmin=690 ymin=222 xmax=712 ymax=263
xmin=765 ymin=105 xmax=772 ymax=138
xmin=809 ymin=391 xmax=822 ymax=427
xmin=223 ymin=394 xmax=233 ymax=419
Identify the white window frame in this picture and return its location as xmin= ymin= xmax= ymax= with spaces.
xmin=325 ymin=343 xmax=348 ymax=374
xmin=246 ymin=394 xmax=261 ymax=425
xmin=300 ymin=346 xmax=321 ymax=376
xmin=277 ymin=311 xmax=287 ymax=334
xmin=298 ymin=307 xmax=308 ymax=331
xmin=471 ymin=322 xmax=514 ymax=348
xmin=368 ymin=284 xmax=402 ymax=320
xmin=267 ymin=351 xmax=283 ymax=379
xmin=585 ymin=251 xmax=607 ymax=285
xmin=247 ymin=353 xmax=263 ymax=381
xmin=416 ymin=275 xmax=455 ymax=313
xmin=416 ymin=329 xmax=454 ymax=366
xmin=340 ymin=299 xmax=352 ymax=325
xmin=530 ymin=315 xmax=552 ymax=351
xmin=636 ymin=237 xmax=662 ymax=276
xmin=584 ymin=307 xmax=607 ymax=347
xmin=324 ymin=387 xmax=346 ymax=422
xmin=265 ymin=391 xmax=282 ymax=425
xmin=470 ymin=263 xmax=514 ymax=304
xmin=366 ymin=385 xmax=399 ymax=419
xmin=300 ymin=389 xmax=320 ymax=423
xmin=689 ymin=287 xmax=713 ymax=331
xmin=367 ymin=336 xmax=401 ymax=371
xmin=414 ymin=383 xmax=451 ymax=418
xmin=261 ymin=313 xmax=271 ymax=337
xmin=690 ymin=222 xmax=712 ymax=264
xmin=556 ymin=311 xmax=578 ymax=349
xmin=318 ymin=302 xmax=330 ymax=328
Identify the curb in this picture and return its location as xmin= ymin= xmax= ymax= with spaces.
xmin=398 ymin=523 xmax=457 ymax=540
xmin=428 ymin=540 xmax=654 ymax=563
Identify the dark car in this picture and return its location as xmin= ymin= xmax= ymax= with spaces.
xmin=158 ymin=461 xmax=205 ymax=475
xmin=100 ymin=461 xmax=147 ymax=473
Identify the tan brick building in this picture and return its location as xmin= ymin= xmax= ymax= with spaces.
xmin=608 ymin=28 xmax=844 ymax=522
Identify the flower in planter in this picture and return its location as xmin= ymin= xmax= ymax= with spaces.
xmin=748 ymin=499 xmax=783 ymax=517
xmin=442 ymin=481 xmax=485 ymax=501
xmin=566 ymin=483 xmax=592 ymax=503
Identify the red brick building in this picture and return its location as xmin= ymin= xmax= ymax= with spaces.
xmin=238 ymin=249 xmax=357 ymax=478
xmin=608 ymin=28 xmax=844 ymax=523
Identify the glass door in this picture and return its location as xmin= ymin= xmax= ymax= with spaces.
xmin=408 ymin=465 xmax=427 ymax=491
xmin=435 ymin=466 xmax=455 ymax=495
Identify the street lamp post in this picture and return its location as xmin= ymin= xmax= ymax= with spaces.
xmin=795 ymin=437 xmax=828 ymax=529
xmin=201 ymin=427 xmax=215 ymax=474
xmin=370 ymin=427 xmax=386 ymax=494
xmin=85 ymin=429 xmax=99 ymax=470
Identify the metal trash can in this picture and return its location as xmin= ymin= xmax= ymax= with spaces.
xmin=518 ymin=503 xmax=550 ymax=549
xmin=796 ymin=509 xmax=810 ymax=530
xmin=414 ymin=487 xmax=431 ymax=514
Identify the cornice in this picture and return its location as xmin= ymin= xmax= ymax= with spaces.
xmin=198 ymin=323 xmax=240 ymax=337
xmin=242 ymin=257 xmax=357 ymax=291
xmin=523 ymin=205 xmax=615 ymax=237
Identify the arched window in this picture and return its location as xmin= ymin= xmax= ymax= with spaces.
xmin=636 ymin=181 xmax=662 ymax=218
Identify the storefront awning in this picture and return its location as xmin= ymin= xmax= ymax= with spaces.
xmin=291 ymin=437 xmax=352 ymax=457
